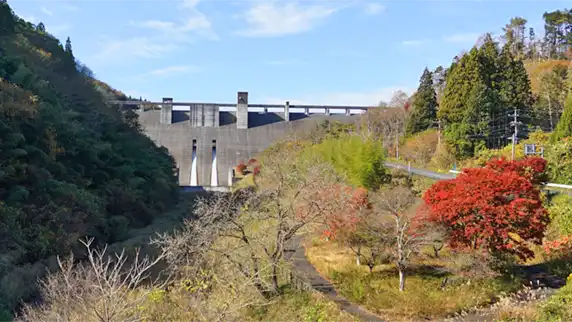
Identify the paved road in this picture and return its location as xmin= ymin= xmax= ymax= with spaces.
xmin=383 ymin=161 xmax=456 ymax=181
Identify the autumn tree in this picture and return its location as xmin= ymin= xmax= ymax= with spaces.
xmin=154 ymin=149 xmax=353 ymax=297
xmin=423 ymin=161 xmax=549 ymax=260
xmin=389 ymin=90 xmax=410 ymax=109
xmin=405 ymin=68 xmax=438 ymax=136
xmin=369 ymin=186 xmax=420 ymax=291
xmin=359 ymin=107 xmax=406 ymax=156
xmin=318 ymin=186 xmax=372 ymax=266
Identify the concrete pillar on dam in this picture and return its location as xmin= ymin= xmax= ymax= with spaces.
xmin=325 ymin=108 xmax=331 ymax=116
xmin=345 ymin=108 xmax=351 ymax=116
xmin=304 ymin=107 xmax=310 ymax=115
xmin=237 ymin=91 xmax=248 ymax=129
xmin=204 ymin=105 xmax=219 ymax=127
xmin=161 ymin=98 xmax=173 ymax=124
xmin=189 ymin=104 xmax=203 ymax=127
xmin=285 ymin=101 xmax=290 ymax=122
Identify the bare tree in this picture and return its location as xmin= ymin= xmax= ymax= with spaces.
xmin=371 ymin=186 xmax=421 ymax=291
xmin=17 ymin=237 xmax=167 ymax=322
xmin=389 ymin=90 xmax=410 ymax=109
xmin=153 ymin=149 xmax=352 ymax=299
xmin=360 ymin=107 xmax=406 ymax=155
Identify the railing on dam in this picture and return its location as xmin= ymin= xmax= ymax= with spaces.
xmin=109 ymin=91 xmax=375 ymax=129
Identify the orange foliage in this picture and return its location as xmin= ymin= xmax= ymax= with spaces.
xmin=525 ymin=59 xmax=572 ymax=94
xmin=235 ymin=163 xmax=247 ymax=175
xmin=400 ymin=130 xmax=439 ymax=166
xmin=312 ymin=185 xmax=370 ymax=240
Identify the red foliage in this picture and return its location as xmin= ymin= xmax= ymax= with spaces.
xmin=253 ymin=166 xmax=261 ymax=176
xmin=485 ymin=157 xmax=547 ymax=185
xmin=235 ymin=163 xmax=247 ymax=175
xmin=403 ymin=101 xmax=410 ymax=112
xmin=248 ymin=158 xmax=258 ymax=165
xmin=423 ymin=165 xmax=549 ymax=260
xmin=319 ymin=185 xmax=370 ymax=240
xmin=543 ymin=236 xmax=572 ymax=257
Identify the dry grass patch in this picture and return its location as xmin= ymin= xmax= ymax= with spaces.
xmin=305 ymin=238 xmax=521 ymax=322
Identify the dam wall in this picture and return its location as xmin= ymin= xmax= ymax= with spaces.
xmin=137 ymin=110 xmax=359 ymax=186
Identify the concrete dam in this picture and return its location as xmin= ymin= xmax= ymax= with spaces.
xmin=112 ymin=92 xmax=372 ymax=190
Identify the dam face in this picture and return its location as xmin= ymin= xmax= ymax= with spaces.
xmin=137 ymin=109 xmax=359 ymax=186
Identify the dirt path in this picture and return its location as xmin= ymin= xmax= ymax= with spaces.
xmin=287 ymin=236 xmax=386 ymax=322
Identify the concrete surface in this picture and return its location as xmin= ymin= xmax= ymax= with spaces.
xmin=138 ymin=110 xmax=359 ymax=186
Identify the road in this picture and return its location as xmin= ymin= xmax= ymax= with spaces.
xmin=383 ymin=161 xmax=456 ymax=181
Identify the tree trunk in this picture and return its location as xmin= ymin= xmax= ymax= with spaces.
xmin=433 ymin=245 xmax=440 ymax=258
xmin=547 ymin=93 xmax=554 ymax=131
xmin=398 ymin=268 xmax=405 ymax=291
xmin=356 ymin=246 xmax=361 ymax=266
xmin=271 ymin=263 xmax=279 ymax=294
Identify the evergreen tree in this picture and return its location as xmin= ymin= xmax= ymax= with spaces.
xmin=0 ymin=0 xmax=15 ymax=35
xmin=36 ymin=22 xmax=45 ymax=32
xmin=552 ymin=91 xmax=572 ymax=141
xmin=405 ymin=68 xmax=437 ymax=136
xmin=477 ymin=34 xmax=501 ymax=91
xmin=65 ymin=36 xmax=73 ymax=56
xmin=498 ymin=44 xmax=534 ymax=116
xmin=439 ymin=47 xmax=482 ymax=124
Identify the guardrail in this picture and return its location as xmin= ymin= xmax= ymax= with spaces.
xmin=386 ymin=162 xmax=572 ymax=191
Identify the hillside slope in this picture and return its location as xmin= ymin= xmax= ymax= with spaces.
xmin=0 ymin=2 xmax=178 ymax=316
xmin=525 ymin=59 xmax=571 ymax=95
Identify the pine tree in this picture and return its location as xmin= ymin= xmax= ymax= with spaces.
xmin=478 ymin=34 xmax=501 ymax=90
xmin=439 ymin=47 xmax=482 ymax=124
xmin=498 ymin=44 xmax=534 ymax=116
xmin=405 ymin=68 xmax=437 ymax=136
xmin=36 ymin=22 xmax=45 ymax=32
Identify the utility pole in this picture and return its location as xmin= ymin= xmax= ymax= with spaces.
xmin=509 ymin=107 xmax=521 ymax=161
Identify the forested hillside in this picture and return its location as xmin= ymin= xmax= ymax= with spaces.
xmin=0 ymin=2 xmax=178 ymax=317
xmin=370 ymin=8 xmax=570 ymax=162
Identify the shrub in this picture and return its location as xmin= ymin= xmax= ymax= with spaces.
xmin=400 ymin=129 xmax=439 ymax=167
xmin=545 ymin=138 xmax=572 ymax=184
xmin=424 ymin=161 xmax=549 ymax=260
xmin=538 ymin=280 xmax=572 ymax=322
xmin=548 ymin=194 xmax=572 ymax=237
xmin=306 ymin=134 xmax=388 ymax=189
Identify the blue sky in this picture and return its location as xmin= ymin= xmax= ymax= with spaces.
xmin=9 ymin=0 xmax=569 ymax=106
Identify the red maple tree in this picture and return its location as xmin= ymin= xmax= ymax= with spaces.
xmin=423 ymin=163 xmax=549 ymax=260
xmin=485 ymin=157 xmax=547 ymax=185
xmin=323 ymin=186 xmax=370 ymax=240
xmin=296 ymin=184 xmax=370 ymax=240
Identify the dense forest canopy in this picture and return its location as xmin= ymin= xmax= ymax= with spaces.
xmin=400 ymin=8 xmax=571 ymax=158
xmin=0 ymin=1 xmax=178 ymax=316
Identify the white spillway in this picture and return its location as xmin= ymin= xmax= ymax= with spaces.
xmin=211 ymin=146 xmax=218 ymax=186
xmin=190 ymin=143 xmax=198 ymax=186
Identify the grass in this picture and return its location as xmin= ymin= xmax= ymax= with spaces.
xmin=245 ymin=288 xmax=358 ymax=322
xmin=305 ymin=238 xmax=522 ymax=322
